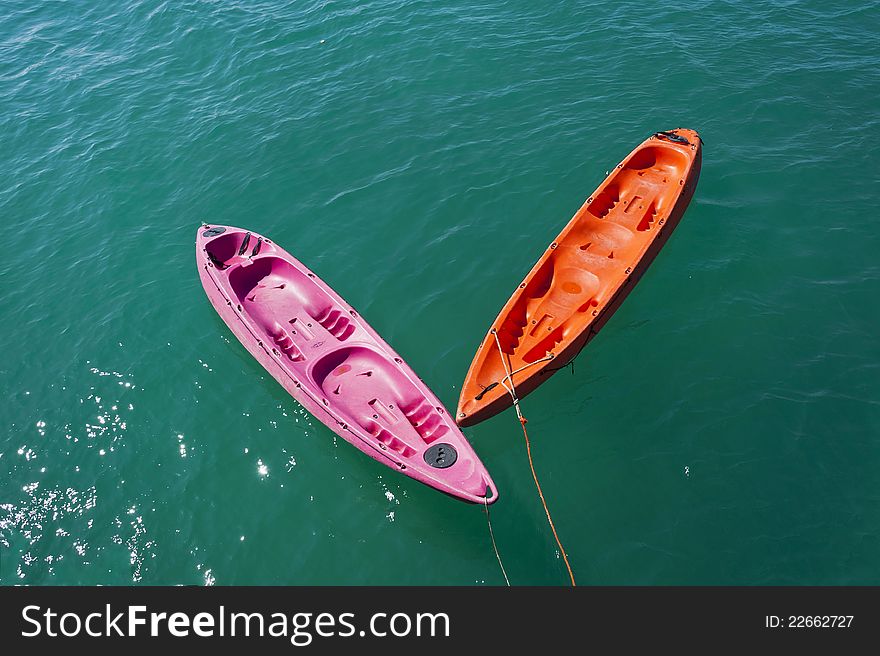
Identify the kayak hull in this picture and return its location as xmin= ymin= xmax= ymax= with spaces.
xmin=197 ymin=226 xmax=497 ymax=503
xmin=457 ymin=129 xmax=702 ymax=427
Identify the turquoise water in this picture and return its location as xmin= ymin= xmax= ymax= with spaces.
xmin=2 ymin=1 xmax=879 ymax=585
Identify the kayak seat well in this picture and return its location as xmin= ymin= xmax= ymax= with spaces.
xmin=204 ymin=231 xmax=264 ymax=268
xmin=498 ymin=246 xmax=610 ymax=364
xmin=603 ymin=144 xmax=690 ymax=232
xmin=623 ymin=145 xmax=688 ymax=176
xmin=311 ymin=347 xmax=447 ymax=456
xmin=229 ymin=257 xmax=357 ymax=359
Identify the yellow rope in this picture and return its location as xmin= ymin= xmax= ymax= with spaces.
xmin=491 ymin=330 xmax=576 ymax=587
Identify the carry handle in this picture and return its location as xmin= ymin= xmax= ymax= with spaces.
xmin=654 ymin=130 xmax=691 ymax=145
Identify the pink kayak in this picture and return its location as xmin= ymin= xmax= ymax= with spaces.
xmin=196 ymin=225 xmax=498 ymax=504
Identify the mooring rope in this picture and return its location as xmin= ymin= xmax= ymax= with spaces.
xmin=504 ymin=353 xmax=555 ymax=381
xmin=484 ymin=492 xmax=510 ymax=586
xmin=490 ymin=330 xmax=577 ymax=587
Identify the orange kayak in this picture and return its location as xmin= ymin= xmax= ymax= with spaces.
xmin=457 ymin=129 xmax=702 ymax=427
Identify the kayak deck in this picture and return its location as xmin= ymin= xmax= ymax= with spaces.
xmin=197 ymin=227 xmax=497 ymax=503
xmin=234 ymin=258 xmax=452 ymax=454
xmin=457 ymin=129 xmax=702 ymax=426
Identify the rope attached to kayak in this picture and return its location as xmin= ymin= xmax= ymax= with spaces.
xmin=490 ymin=330 xmax=577 ymax=587
xmin=475 ymin=353 xmax=554 ymax=400
xmin=484 ymin=489 xmax=510 ymax=586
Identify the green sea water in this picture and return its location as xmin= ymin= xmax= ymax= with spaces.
xmin=2 ymin=1 xmax=879 ymax=585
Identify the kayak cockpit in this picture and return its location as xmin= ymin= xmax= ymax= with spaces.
xmin=311 ymin=346 xmax=453 ymax=458
xmin=203 ymin=230 xmax=271 ymax=269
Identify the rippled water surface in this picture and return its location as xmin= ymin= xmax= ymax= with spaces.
xmin=2 ymin=1 xmax=879 ymax=584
